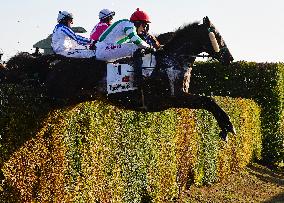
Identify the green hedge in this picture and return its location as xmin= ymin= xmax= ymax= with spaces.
xmin=0 ymin=84 xmax=262 ymax=202
xmin=191 ymin=62 xmax=284 ymax=165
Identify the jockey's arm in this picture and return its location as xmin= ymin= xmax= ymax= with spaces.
xmin=124 ymin=26 xmax=150 ymax=49
xmin=63 ymin=26 xmax=92 ymax=45
xmin=148 ymin=34 xmax=161 ymax=49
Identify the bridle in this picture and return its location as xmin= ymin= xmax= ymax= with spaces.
xmin=169 ymin=23 xmax=221 ymax=59
xmin=161 ymin=21 xmax=232 ymax=65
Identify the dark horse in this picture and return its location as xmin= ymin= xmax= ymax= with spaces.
xmin=1 ymin=16 xmax=235 ymax=140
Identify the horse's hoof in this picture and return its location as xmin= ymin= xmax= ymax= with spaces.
xmin=231 ymin=126 xmax=236 ymax=135
xmin=220 ymin=125 xmax=236 ymax=142
xmin=219 ymin=130 xmax=229 ymax=142
xmin=227 ymin=125 xmax=236 ymax=135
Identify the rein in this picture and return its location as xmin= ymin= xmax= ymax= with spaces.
xmin=161 ymin=22 xmax=228 ymax=61
xmin=166 ymin=36 xmax=212 ymax=59
xmin=188 ymin=53 xmax=211 ymax=58
xmin=173 ymin=53 xmax=211 ymax=59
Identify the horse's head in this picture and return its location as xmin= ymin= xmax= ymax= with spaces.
xmin=161 ymin=16 xmax=234 ymax=66
xmin=201 ymin=16 xmax=234 ymax=65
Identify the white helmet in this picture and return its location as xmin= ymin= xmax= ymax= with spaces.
xmin=57 ymin=11 xmax=73 ymax=23
xmin=99 ymin=9 xmax=115 ymax=20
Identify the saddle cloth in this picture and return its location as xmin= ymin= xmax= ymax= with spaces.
xmin=107 ymin=63 xmax=136 ymax=94
xmin=106 ymin=54 xmax=156 ymax=94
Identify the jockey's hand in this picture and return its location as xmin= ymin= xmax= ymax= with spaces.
xmin=157 ymin=45 xmax=164 ymax=50
xmin=89 ymin=40 xmax=97 ymax=50
xmin=154 ymin=45 xmax=168 ymax=58
xmin=133 ymin=48 xmax=145 ymax=58
xmin=154 ymin=45 xmax=164 ymax=53
xmin=143 ymin=47 xmax=156 ymax=55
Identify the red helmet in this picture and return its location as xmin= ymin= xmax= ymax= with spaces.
xmin=130 ymin=8 xmax=151 ymax=23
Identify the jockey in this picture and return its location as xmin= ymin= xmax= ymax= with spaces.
xmin=95 ymin=8 xmax=154 ymax=62
xmin=51 ymin=11 xmax=96 ymax=58
xmin=90 ymin=9 xmax=115 ymax=42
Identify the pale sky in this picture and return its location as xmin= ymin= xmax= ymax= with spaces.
xmin=0 ymin=0 xmax=283 ymax=62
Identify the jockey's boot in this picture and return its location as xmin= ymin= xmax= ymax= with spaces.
xmin=133 ymin=49 xmax=147 ymax=110
xmin=133 ymin=48 xmax=144 ymax=87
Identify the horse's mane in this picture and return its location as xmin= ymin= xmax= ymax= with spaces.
xmin=158 ymin=22 xmax=201 ymax=54
xmin=157 ymin=22 xmax=200 ymax=44
xmin=174 ymin=22 xmax=200 ymax=37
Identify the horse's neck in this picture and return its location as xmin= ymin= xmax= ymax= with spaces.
xmin=163 ymin=23 xmax=206 ymax=58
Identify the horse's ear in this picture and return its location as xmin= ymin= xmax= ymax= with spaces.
xmin=203 ymin=16 xmax=210 ymax=26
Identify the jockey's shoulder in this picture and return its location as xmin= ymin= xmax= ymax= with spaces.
xmin=97 ymin=22 xmax=109 ymax=27
xmin=55 ymin=23 xmax=72 ymax=31
xmin=113 ymin=19 xmax=132 ymax=25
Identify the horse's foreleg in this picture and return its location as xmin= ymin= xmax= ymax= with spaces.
xmin=169 ymin=93 xmax=236 ymax=141
xmin=182 ymin=66 xmax=192 ymax=93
